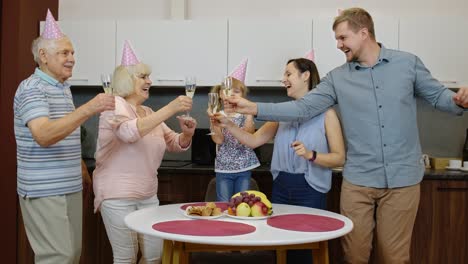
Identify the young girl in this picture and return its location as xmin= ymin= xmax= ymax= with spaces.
xmin=209 ymin=77 xmax=260 ymax=202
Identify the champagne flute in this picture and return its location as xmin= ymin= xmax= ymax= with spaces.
xmin=101 ymin=74 xmax=112 ymax=94
xmin=207 ymin=92 xmax=219 ymax=135
xmin=101 ymin=73 xmax=120 ymax=124
xmin=221 ymin=76 xmax=232 ymax=113
xmin=184 ymin=76 xmax=196 ymax=118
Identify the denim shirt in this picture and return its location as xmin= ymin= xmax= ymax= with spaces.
xmin=257 ymin=45 xmax=465 ymax=188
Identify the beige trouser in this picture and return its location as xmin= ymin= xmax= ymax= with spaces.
xmin=340 ymin=179 xmax=420 ymax=264
xmin=19 ymin=192 xmax=82 ymax=264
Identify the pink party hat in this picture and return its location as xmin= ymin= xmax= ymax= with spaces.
xmin=121 ymin=40 xmax=140 ymax=66
xmin=229 ymin=58 xmax=248 ymax=83
xmin=42 ymin=9 xmax=64 ymax=40
xmin=305 ymin=49 xmax=315 ymax=62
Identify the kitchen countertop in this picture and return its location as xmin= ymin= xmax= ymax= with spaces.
xmin=83 ymin=159 xmax=468 ymax=180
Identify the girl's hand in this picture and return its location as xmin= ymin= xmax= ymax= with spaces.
xmin=291 ymin=140 xmax=312 ymax=160
xmin=212 ymin=112 xmax=233 ymax=128
xmin=176 ymin=116 xmax=197 ymax=137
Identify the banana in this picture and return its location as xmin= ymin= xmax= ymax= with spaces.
xmin=231 ymin=190 xmax=272 ymax=209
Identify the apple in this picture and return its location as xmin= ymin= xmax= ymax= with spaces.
xmin=250 ymin=202 xmax=268 ymax=217
xmin=236 ymin=202 xmax=251 ymax=217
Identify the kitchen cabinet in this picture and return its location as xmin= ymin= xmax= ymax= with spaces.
xmin=228 ymin=19 xmax=313 ymax=87
xmin=410 ymin=180 xmax=468 ymax=263
xmin=400 ymin=17 xmax=468 ymax=88
xmin=313 ymin=16 xmax=399 ymax=78
xmin=41 ymin=20 xmax=117 ymax=86
xmin=116 ymin=20 xmax=228 ymax=87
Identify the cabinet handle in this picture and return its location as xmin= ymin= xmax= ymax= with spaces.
xmin=255 ymin=79 xmax=282 ymax=83
xmin=155 ymin=78 xmax=184 ymax=82
xmin=68 ymin=78 xmax=89 ymax=81
xmin=437 ymin=187 xmax=468 ymax=192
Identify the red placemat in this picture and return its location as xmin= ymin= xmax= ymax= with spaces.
xmin=180 ymin=202 xmax=229 ymax=211
xmin=152 ymin=220 xmax=256 ymax=236
xmin=267 ymin=214 xmax=344 ymax=232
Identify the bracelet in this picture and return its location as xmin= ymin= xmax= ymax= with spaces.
xmin=309 ymin=150 xmax=317 ymax=162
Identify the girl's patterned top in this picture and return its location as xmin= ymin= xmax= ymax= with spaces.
xmin=215 ymin=112 xmax=260 ymax=173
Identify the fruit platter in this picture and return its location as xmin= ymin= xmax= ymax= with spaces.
xmin=184 ymin=202 xmax=224 ymax=219
xmin=226 ymin=190 xmax=273 ymax=219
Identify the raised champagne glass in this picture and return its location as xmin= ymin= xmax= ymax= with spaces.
xmin=207 ymin=92 xmax=219 ymax=135
xmin=184 ymin=76 xmax=196 ymax=119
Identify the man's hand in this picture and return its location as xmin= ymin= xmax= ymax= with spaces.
xmin=453 ymin=87 xmax=468 ymax=108
xmin=86 ymin=93 xmax=115 ymax=115
xmin=226 ymin=95 xmax=258 ymax=115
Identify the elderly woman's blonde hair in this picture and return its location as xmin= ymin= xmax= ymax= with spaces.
xmin=112 ymin=63 xmax=152 ymax=97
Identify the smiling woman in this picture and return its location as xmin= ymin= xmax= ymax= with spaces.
xmin=92 ymin=40 xmax=198 ymax=264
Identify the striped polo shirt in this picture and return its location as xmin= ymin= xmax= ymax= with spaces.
xmin=14 ymin=68 xmax=82 ymax=198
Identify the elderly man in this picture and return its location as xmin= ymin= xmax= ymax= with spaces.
xmin=226 ymin=7 xmax=468 ymax=264
xmin=14 ymin=10 xmax=114 ymax=264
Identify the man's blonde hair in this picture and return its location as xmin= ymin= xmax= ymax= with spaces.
xmin=333 ymin=7 xmax=375 ymax=40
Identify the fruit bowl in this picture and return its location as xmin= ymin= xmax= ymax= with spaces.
xmin=226 ymin=190 xmax=273 ymax=218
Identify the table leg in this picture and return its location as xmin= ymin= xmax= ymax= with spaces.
xmin=312 ymin=241 xmax=329 ymax=264
xmin=162 ymin=240 xmax=173 ymax=264
xmin=173 ymin=241 xmax=189 ymax=264
xmin=276 ymin=249 xmax=287 ymax=264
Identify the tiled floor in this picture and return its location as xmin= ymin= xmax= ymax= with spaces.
xmin=190 ymin=251 xmax=276 ymax=264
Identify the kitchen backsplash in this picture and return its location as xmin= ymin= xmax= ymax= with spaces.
xmin=74 ymin=86 xmax=468 ymax=162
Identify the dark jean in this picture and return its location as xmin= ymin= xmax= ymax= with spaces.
xmin=216 ymin=171 xmax=251 ymax=202
xmin=272 ymin=171 xmax=327 ymax=264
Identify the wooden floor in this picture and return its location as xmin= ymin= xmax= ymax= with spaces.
xmin=190 ymin=251 xmax=276 ymax=264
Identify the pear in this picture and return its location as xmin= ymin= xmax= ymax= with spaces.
xmin=236 ymin=202 xmax=251 ymax=217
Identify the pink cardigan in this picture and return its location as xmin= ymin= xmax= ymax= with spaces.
xmin=93 ymin=96 xmax=189 ymax=212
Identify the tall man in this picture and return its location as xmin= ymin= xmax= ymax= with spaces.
xmin=226 ymin=7 xmax=468 ymax=264
xmin=14 ymin=10 xmax=115 ymax=264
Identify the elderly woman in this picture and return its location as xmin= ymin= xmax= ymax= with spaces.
xmin=93 ymin=41 xmax=196 ymax=264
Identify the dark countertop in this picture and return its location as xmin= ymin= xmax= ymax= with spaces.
xmin=84 ymin=159 xmax=468 ymax=180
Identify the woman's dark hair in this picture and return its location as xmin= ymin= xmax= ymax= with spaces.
xmin=286 ymin=58 xmax=320 ymax=90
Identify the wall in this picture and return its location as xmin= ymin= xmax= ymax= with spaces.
xmin=59 ymin=0 xmax=468 ymax=19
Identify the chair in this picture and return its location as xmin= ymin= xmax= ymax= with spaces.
xmin=204 ymin=177 xmax=259 ymax=202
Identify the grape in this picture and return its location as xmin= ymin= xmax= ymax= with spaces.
xmin=248 ymin=201 xmax=254 ymax=207
xmin=230 ymin=198 xmax=235 ymax=204
xmin=249 ymin=193 xmax=255 ymax=199
xmin=240 ymin=192 xmax=248 ymax=197
xmin=254 ymin=197 xmax=260 ymax=202
xmin=243 ymin=197 xmax=249 ymax=203
xmin=228 ymin=202 xmax=234 ymax=208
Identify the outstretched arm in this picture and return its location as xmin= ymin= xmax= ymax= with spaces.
xmin=227 ymin=75 xmax=337 ymax=122
xmin=213 ymin=113 xmax=278 ymax=149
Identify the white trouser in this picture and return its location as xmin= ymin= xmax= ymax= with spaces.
xmin=100 ymin=195 xmax=162 ymax=264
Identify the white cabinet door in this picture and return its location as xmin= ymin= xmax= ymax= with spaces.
xmin=400 ymin=17 xmax=468 ymax=88
xmin=228 ymin=19 xmax=313 ymax=87
xmin=116 ymin=20 xmax=227 ymax=87
xmin=313 ymin=16 xmax=399 ymax=78
xmin=41 ymin=20 xmax=117 ymax=86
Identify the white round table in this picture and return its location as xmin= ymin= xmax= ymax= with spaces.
xmin=125 ymin=203 xmax=353 ymax=264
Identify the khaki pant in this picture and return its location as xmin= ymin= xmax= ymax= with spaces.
xmin=19 ymin=192 xmax=82 ymax=264
xmin=340 ymin=179 xmax=420 ymax=264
